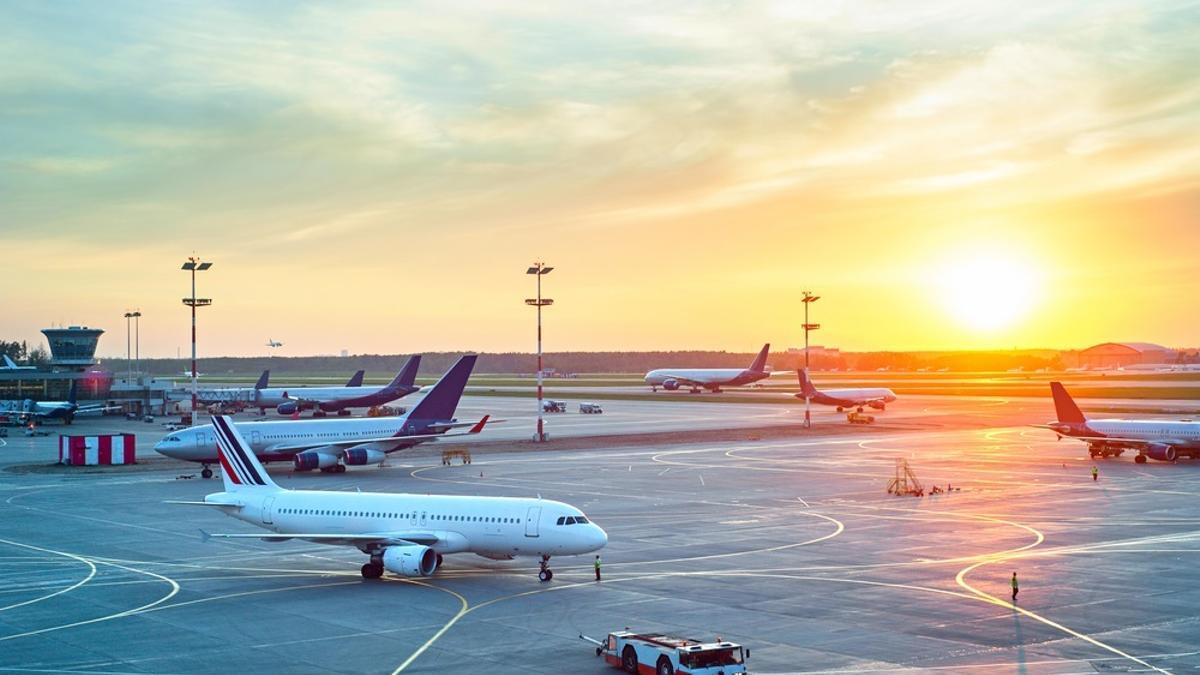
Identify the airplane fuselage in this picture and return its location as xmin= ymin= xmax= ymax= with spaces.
xmin=803 ymin=387 xmax=898 ymax=409
xmin=256 ymin=384 xmax=413 ymax=412
xmin=644 ymin=368 xmax=767 ymax=390
xmin=1055 ymin=419 xmax=1200 ymax=454
xmin=156 ymin=416 xmax=430 ymax=463
xmin=211 ymin=490 xmax=606 ymax=559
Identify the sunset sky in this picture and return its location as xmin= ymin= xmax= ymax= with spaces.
xmin=2 ymin=1 xmax=1198 ymax=357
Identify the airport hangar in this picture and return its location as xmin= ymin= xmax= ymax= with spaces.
xmin=1071 ymin=341 xmax=1177 ymax=370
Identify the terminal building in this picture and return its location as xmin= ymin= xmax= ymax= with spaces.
xmin=0 ymin=327 xmax=108 ymax=402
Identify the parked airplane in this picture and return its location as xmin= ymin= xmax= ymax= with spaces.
xmin=258 ymin=356 xmax=421 ymax=416
xmin=0 ymin=381 xmax=113 ymax=424
xmin=1035 ymin=382 xmax=1200 ymax=463
xmin=645 ymin=344 xmax=771 ymax=393
xmin=196 ymin=370 xmax=271 ymax=406
xmin=174 ymin=414 xmax=605 ymax=581
xmin=156 ymin=355 xmax=483 ymax=478
xmin=795 ymin=369 xmax=897 ymax=412
xmin=1 ymin=355 xmax=35 ymax=371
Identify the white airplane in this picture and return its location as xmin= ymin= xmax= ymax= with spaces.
xmin=645 ymin=343 xmax=771 ymax=393
xmin=175 ymin=414 xmax=607 ymax=582
xmin=1034 ymin=382 xmax=1200 ymax=463
xmin=156 ymin=355 xmax=483 ymax=478
xmin=1 ymin=355 xmax=35 ymax=371
xmin=266 ymin=339 xmax=283 ymax=348
xmin=795 ymin=369 xmax=897 ymax=413
xmin=257 ymin=355 xmax=421 ymax=416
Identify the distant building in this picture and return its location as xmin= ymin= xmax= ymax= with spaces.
xmin=1076 ymin=342 xmax=1176 ymax=369
xmin=787 ymin=345 xmax=841 ymax=358
xmin=42 ymin=326 xmax=104 ymax=369
xmin=340 ymin=349 xmax=349 ymax=358
xmin=1 ymin=326 xmax=106 ymax=402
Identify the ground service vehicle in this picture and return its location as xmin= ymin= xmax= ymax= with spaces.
xmin=579 ymin=403 xmax=603 ymax=414
xmin=542 ymin=400 xmax=566 ymax=413
xmin=583 ymin=630 xmax=749 ymax=675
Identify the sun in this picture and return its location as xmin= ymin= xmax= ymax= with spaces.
xmin=938 ymin=253 xmax=1040 ymax=333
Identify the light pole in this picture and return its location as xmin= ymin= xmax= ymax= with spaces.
xmin=123 ymin=311 xmax=134 ymax=384
xmin=131 ymin=310 xmax=141 ymax=380
xmin=181 ymin=257 xmax=213 ymax=414
xmin=802 ymin=291 xmax=820 ymax=428
xmin=525 ymin=263 xmax=554 ymax=442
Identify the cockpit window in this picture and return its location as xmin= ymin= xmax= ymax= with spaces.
xmin=575 ymin=516 xmax=588 ymax=524
xmin=556 ymin=516 xmax=565 ymax=525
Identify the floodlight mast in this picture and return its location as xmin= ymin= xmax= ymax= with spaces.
xmin=525 ymin=263 xmax=554 ymax=442
xmin=181 ymin=257 xmax=212 ymax=414
xmin=802 ymin=291 xmax=820 ymax=429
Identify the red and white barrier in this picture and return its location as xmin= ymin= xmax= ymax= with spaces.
xmin=59 ymin=434 xmax=137 ymax=466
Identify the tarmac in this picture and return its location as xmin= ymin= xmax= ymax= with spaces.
xmin=1 ymin=394 xmax=1198 ymax=673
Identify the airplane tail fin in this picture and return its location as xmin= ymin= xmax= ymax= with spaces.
xmin=748 ymin=343 xmax=771 ymax=372
xmin=67 ymin=380 xmax=78 ymax=405
xmin=211 ymin=415 xmax=279 ymax=492
xmin=797 ymin=368 xmax=819 ymax=397
xmin=254 ymin=370 xmax=270 ymax=390
xmin=406 ymin=355 xmax=477 ymax=423
xmin=384 ymin=356 xmax=422 ymax=392
xmin=2 ymin=354 xmax=17 ymax=368
xmin=345 ymin=369 xmax=365 ymax=387
xmin=1049 ymin=382 xmax=1086 ymax=424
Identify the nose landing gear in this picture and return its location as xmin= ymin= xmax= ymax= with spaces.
xmin=538 ymin=555 xmax=554 ymax=582
xmin=201 ymin=464 xmax=213 ymax=479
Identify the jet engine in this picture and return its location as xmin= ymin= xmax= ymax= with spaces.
xmin=344 ymin=447 xmax=386 ymax=466
xmin=293 ymin=450 xmax=339 ymax=471
xmin=383 ymin=545 xmax=438 ymax=577
xmin=1145 ymin=443 xmax=1178 ymax=462
xmin=662 ymin=379 xmax=680 ymax=391
xmin=868 ymin=401 xmax=886 ymax=411
xmin=276 ymin=401 xmax=300 ymax=415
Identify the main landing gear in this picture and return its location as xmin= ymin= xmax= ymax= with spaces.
xmin=361 ymin=554 xmax=384 ymax=579
xmin=200 ymin=464 xmax=213 ymax=479
xmin=320 ymin=464 xmax=348 ymax=474
xmin=538 ymin=555 xmax=554 ymax=582
xmin=1134 ymin=454 xmax=1148 ymax=464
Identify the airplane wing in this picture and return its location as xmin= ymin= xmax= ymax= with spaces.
xmin=201 ymin=531 xmax=439 ymax=547
xmin=264 ymin=416 xmax=493 ymax=454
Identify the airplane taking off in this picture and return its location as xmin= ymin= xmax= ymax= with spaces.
xmin=645 ymin=343 xmax=771 ymax=393
xmin=0 ymin=381 xmax=113 ymax=424
xmin=258 ymin=356 xmax=421 ymax=416
xmin=156 ymin=355 xmax=484 ymax=478
xmin=1035 ymin=382 xmax=1200 ymax=463
xmin=176 ymin=414 xmax=606 ymax=581
xmin=266 ymin=339 xmax=283 ymax=348
xmin=1 ymin=355 xmax=35 ymax=371
xmin=795 ymin=370 xmax=897 ymax=412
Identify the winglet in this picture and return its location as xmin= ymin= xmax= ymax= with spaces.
xmin=749 ymin=343 xmax=770 ymax=373
xmin=469 ymin=415 xmax=490 ymax=434
xmin=1049 ymin=382 xmax=1086 ymax=424
xmin=254 ymin=370 xmax=270 ymax=390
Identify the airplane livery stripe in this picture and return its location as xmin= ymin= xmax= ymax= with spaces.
xmin=212 ymin=416 xmax=263 ymax=486
xmin=216 ymin=450 xmax=242 ymax=484
xmin=210 ymin=416 xmax=252 ymax=485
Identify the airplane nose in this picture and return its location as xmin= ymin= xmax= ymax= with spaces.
xmin=592 ymin=524 xmax=608 ymax=549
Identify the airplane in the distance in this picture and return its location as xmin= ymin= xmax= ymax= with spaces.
xmin=156 ymin=355 xmax=485 ymax=477
xmin=266 ymin=339 xmax=283 ymax=348
xmin=257 ymin=355 xmax=421 ymax=416
xmin=645 ymin=343 xmax=771 ymax=393
xmin=172 ymin=413 xmax=606 ymax=581
xmin=1 ymin=355 xmax=36 ymax=371
xmin=0 ymin=381 xmax=114 ymax=424
xmin=1035 ymin=381 xmax=1200 ymax=463
xmin=795 ymin=369 xmax=897 ymax=412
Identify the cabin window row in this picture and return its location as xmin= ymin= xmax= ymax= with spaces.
xmin=280 ymin=508 xmax=518 ymax=523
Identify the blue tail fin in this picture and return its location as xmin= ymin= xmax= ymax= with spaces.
xmin=345 ymin=369 xmax=365 ymax=387
xmin=67 ymin=380 xmax=78 ymax=405
xmin=3 ymin=354 xmax=17 ymax=368
xmin=254 ymin=370 xmax=270 ymax=390
xmin=748 ymin=343 xmax=770 ymax=372
xmin=797 ymin=368 xmax=819 ymax=397
xmin=384 ymin=356 xmax=422 ymax=392
xmin=406 ymin=355 xmax=476 ymax=423
xmin=1050 ymin=382 xmax=1086 ymax=424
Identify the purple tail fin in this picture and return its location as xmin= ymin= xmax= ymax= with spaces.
xmin=406 ymin=355 xmax=476 ymax=422
xmin=1050 ymin=382 xmax=1086 ymax=424
xmin=748 ymin=343 xmax=770 ymax=372
xmin=254 ymin=370 xmax=270 ymax=390
xmin=345 ymin=370 xmax=365 ymax=387
xmin=384 ymin=356 xmax=422 ymax=392
xmin=797 ymin=368 xmax=819 ymax=397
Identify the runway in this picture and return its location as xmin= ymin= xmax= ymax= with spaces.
xmin=1 ymin=397 xmax=1198 ymax=673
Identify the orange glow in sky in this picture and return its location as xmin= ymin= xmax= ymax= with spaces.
xmin=1 ymin=3 xmax=1198 ymax=356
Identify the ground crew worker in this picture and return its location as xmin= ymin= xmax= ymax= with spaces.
xmin=594 ymin=555 xmax=602 ymax=581
xmin=1092 ymin=465 xmax=1099 ymax=481
xmin=1011 ymin=572 xmax=1019 ymax=602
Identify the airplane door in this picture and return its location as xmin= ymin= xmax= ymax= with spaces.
xmin=420 ymin=511 xmax=427 ymax=526
xmin=524 ymin=506 xmax=541 ymax=538
xmin=250 ymin=430 xmax=262 ymax=447
xmin=262 ymin=496 xmax=275 ymax=525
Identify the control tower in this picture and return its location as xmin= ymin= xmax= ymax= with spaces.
xmin=41 ymin=326 xmax=104 ymax=369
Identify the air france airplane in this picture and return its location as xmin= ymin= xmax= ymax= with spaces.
xmin=644 ymin=343 xmax=771 ymax=393
xmin=1035 ymin=382 xmax=1200 ymax=463
xmin=156 ymin=356 xmax=484 ymax=478
xmin=177 ymin=414 xmax=607 ymax=581
xmin=795 ymin=369 xmax=897 ymax=412
xmin=257 ymin=355 xmax=422 ymax=416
